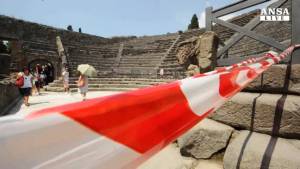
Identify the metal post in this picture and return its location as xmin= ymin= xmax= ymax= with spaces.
xmin=205 ymin=7 xmax=213 ymax=31
xmin=292 ymin=0 xmax=300 ymax=64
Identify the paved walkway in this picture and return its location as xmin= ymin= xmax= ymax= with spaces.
xmin=6 ymin=91 xmax=122 ymax=118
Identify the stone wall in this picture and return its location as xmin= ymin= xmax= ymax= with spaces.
xmin=0 ymin=15 xmax=109 ymax=46
xmin=0 ymin=54 xmax=10 ymax=74
xmin=0 ymin=80 xmax=20 ymax=116
xmin=0 ymin=15 xmax=132 ymax=77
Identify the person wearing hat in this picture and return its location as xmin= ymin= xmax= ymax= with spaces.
xmin=20 ymin=67 xmax=33 ymax=106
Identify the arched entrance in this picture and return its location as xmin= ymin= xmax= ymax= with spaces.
xmin=28 ymin=59 xmax=55 ymax=85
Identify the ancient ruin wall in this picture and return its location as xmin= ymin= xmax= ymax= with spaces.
xmin=0 ymin=15 xmax=135 ymax=77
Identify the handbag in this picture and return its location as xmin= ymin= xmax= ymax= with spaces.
xmin=15 ymin=76 xmax=24 ymax=88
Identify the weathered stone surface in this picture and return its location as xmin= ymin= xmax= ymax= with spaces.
xmin=0 ymin=54 xmax=11 ymax=74
xmin=195 ymin=159 xmax=223 ymax=169
xmin=176 ymin=37 xmax=198 ymax=65
xmin=0 ymin=81 xmax=20 ymax=115
xmin=244 ymin=64 xmax=300 ymax=94
xmin=224 ymin=130 xmax=300 ymax=169
xmin=186 ymin=64 xmax=200 ymax=77
xmin=178 ymin=118 xmax=234 ymax=159
xmin=138 ymin=144 xmax=197 ymax=169
xmin=197 ymin=31 xmax=219 ymax=72
xmin=210 ymin=92 xmax=300 ymax=138
xmin=176 ymin=31 xmax=218 ymax=73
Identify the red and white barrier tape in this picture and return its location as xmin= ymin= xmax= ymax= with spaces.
xmin=0 ymin=45 xmax=298 ymax=169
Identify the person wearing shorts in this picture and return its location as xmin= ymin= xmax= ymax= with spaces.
xmin=20 ymin=67 xmax=33 ymax=106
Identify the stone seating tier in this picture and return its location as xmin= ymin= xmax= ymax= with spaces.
xmin=46 ymin=77 xmax=174 ymax=92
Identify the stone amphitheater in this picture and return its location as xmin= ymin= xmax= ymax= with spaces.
xmin=0 ymin=0 xmax=299 ymax=169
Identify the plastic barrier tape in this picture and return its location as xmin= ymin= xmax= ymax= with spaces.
xmin=0 ymin=45 xmax=298 ymax=169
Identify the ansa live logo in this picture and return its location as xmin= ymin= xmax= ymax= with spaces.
xmin=260 ymin=8 xmax=290 ymax=21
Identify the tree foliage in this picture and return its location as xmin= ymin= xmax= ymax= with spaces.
xmin=67 ymin=25 xmax=73 ymax=31
xmin=188 ymin=14 xmax=199 ymax=30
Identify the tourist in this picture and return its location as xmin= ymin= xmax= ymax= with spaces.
xmin=46 ymin=63 xmax=54 ymax=84
xmin=41 ymin=65 xmax=47 ymax=86
xmin=44 ymin=65 xmax=50 ymax=85
xmin=159 ymin=68 xmax=164 ymax=78
xmin=77 ymin=71 xmax=88 ymax=101
xmin=20 ymin=67 xmax=33 ymax=106
xmin=62 ymin=67 xmax=70 ymax=93
xmin=34 ymin=64 xmax=42 ymax=95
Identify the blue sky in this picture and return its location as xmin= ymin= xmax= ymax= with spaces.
xmin=0 ymin=0 xmax=269 ymax=38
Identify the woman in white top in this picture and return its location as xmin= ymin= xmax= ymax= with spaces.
xmin=20 ymin=67 xmax=33 ymax=106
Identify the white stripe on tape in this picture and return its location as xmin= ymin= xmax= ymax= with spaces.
xmin=180 ymin=74 xmax=223 ymax=116
xmin=0 ymin=114 xmax=140 ymax=169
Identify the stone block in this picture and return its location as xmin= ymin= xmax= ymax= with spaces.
xmin=244 ymin=64 xmax=300 ymax=94
xmin=138 ymin=144 xmax=197 ymax=169
xmin=224 ymin=131 xmax=300 ymax=169
xmin=210 ymin=92 xmax=300 ymax=138
xmin=0 ymin=82 xmax=20 ymax=115
xmin=177 ymin=118 xmax=234 ymax=159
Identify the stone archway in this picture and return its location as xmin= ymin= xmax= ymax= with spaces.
xmin=27 ymin=59 xmax=57 ymax=84
xmin=26 ymin=52 xmax=62 ymax=81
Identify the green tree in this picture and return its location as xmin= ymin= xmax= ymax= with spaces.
xmin=188 ymin=14 xmax=199 ymax=30
xmin=67 ymin=25 xmax=73 ymax=31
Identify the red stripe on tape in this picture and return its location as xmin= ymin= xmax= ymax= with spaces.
xmin=28 ymin=82 xmax=202 ymax=153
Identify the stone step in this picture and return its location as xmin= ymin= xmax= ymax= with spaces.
xmin=245 ymin=64 xmax=300 ymax=95
xmin=68 ymin=64 xmax=114 ymax=68
xmin=160 ymin=64 xmax=182 ymax=68
xmin=97 ymin=75 xmax=160 ymax=79
xmin=45 ymin=86 xmax=135 ymax=92
xmin=224 ymin=131 xmax=300 ymax=169
xmin=121 ymin=56 xmax=163 ymax=60
xmin=160 ymin=67 xmax=185 ymax=71
xmin=71 ymin=56 xmax=117 ymax=60
xmin=122 ymin=50 xmax=167 ymax=54
xmin=210 ymin=92 xmax=300 ymax=138
xmin=163 ymin=58 xmax=178 ymax=62
xmin=56 ymin=77 xmax=173 ymax=82
xmin=50 ymin=83 xmax=150 ymax=89
xmin=69 ymin=61 xmax=115 ymax=65
xmin=69 ymin=64 xmax=114 ymax=68
xmin=119 ymin=61 xmax=159 ymax=65
xmin=72 ymin=87 xmax=136 ymax=92
xmin=70 ymin=59 xmax=116 ymax=63
xmin=118 ymin=65 xmax=159 ymax=68
xmin=49 ymin=80 xmax=169 ymax=86
xmin=118 ymin=61 xmax=161 ymax=65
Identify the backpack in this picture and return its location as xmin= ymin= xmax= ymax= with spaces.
xmin=15 ymin=76 xmax=24 ymax=88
